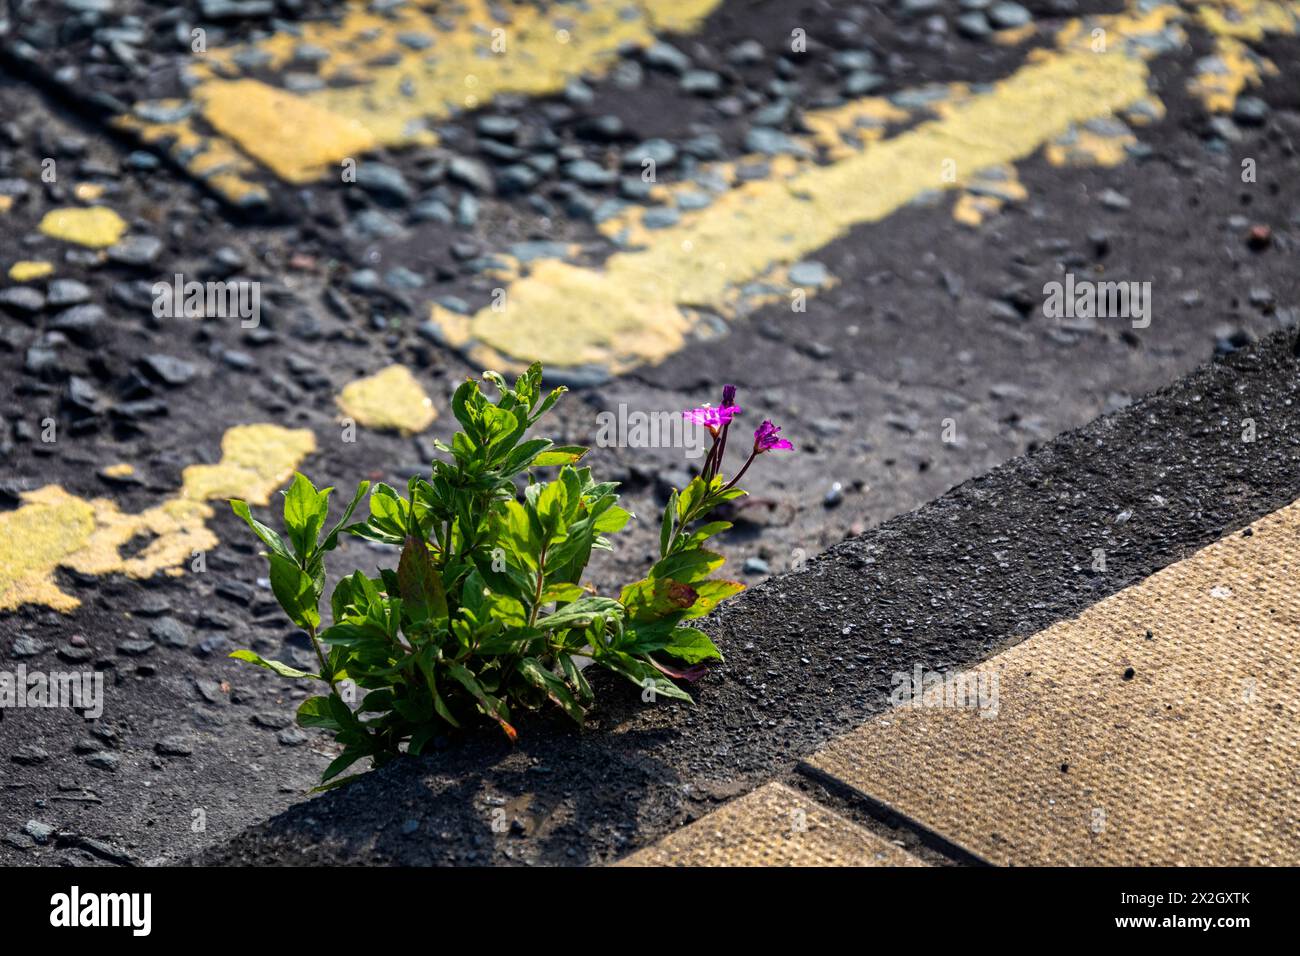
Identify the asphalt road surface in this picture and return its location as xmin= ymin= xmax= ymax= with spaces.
xmin=1 ymin=0 xmax=1298 ymax=866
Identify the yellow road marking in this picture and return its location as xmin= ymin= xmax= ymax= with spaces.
xmin=807 ymin=498 xmax=1300 ymax=866
xmin=37 ymin=207 xmax=127 ymax=248
xmin=0 ymin=424 xmax=315 ymax=613
xmin=0 ymin=195 xmax=12 ymax=214
xmin=119 ymin=0 xmax=721 ymax=197
xmin=616 ymin=782 xmax=925 ymax=867
xmin=8 ymin=261 xmax=54 ymax=281
xmin=336 ymin=364 xmax=437 ymax=435
xmin=430 ymin=45 xmax=1154 ymax=374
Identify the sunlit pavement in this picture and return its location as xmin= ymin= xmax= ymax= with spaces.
xmin=1 ymin=0 xmax=1298 ymax=865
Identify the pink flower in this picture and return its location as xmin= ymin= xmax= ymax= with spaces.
xmin=683 ymin=404 xmax=742 ymax=431
xmin=753 ymin=420 xmax=793 ymax=452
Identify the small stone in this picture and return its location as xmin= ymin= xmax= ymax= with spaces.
xmin=1232 ymin=96 xmax=1269 ymax=127
xmin=148 ymin=617 xmax=189 ymax=649
xmin=448 ymin=156 xmax=494 ymax=194
xmin=252 ymin=712 xmax=292 ymax=730
xmin=277 ymin=728 xmax=308 ymax=747
xmin=140 ymin=354 xmax=197 ymax=386
xmin=644 ymin=41 xmax=691 ymax=74
xmin=987 ymin=2 xmax=1032 ymax=28
xmin=743 ymin=556 xmax=771 ymax=575
xmin=23 ymin=820 xmax=55 ymax=844
xmin=356 ymin=162 xmax=413 ymax=204
xmin=46 ymin=279 xmax=91 ymax=307
xmin=107 ymin=235 xmax=163 ymax=267
xmin=116 ymin=638 xmax=155 ymax=656
xmin=681 ymin=70 xmax=723 ymax=95
xmin=1097 ymin=188 xmax=1130 ymax=211
xmin=12 ymin=745 xmax=50 ymax=766
xmin=85 ymin=752 xmax=120 ymax=771
xmin=11 ymin=635 xmax=48 ymax=658
xmin=155 ymin=736 xmax=193 ymax=757
xmin=0 ymin=287 xmax=46 ymax=315
xmin=824 ymin=482 xmax=845 ymax=508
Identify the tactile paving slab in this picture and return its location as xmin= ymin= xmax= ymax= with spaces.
xmin=806 ymin=499 xmax=1300 ymax=866
xmin=616 ymin=782 xmax=924 ymax=866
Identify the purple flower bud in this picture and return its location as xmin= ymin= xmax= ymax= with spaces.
xmin=753 ymin=419 xmax=793 ymax=452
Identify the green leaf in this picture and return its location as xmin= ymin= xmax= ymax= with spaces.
xmin=229 ymin=649 xmax=318 ymax=680
xmin=321 ymin=748 xmax=369 ymax=783
xmin=397 ymin=535 xmax=448 ymax=620
xmin=535 ymin=596 xmax=624 ymax=631
xmin=283 ymin=472 xmax=331 ymax=560
xmin=321 ymin=480 xmax=370 ymax=553
xmin=682 ymin=579 xmax=746 ymax=619
xmin=533 ymin=445 xmax=587 ymax=467
xmin=230 ymin=499 xmax=293 ymax=562
xmin=619 ymin=577 xmax=698 ymax=623
xmin=650 ymin=548 xmax=725 ymax=584
xmin=660 ymin=626 xmax=723 ymax=664
xmin=659 ymin=490 xmax=677 ymax=557
xmin=296 ymin=695 xmax=341 ymax=729
xmin=517 ymin=658 xmax=585 ymax=724
xmin=267 ymin=552 xmax=321 ymax=630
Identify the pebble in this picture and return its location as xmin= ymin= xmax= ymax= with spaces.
xmin=46 ymin=279 xmax=91 ymax=307
xmin=1232 ymin=96 xmax=1269 ymax=127
xmin=743 ymin=556 xmax=771 ymax=575
xmin=824 ymin=482 xmax=845 ymax=508
xmin=644 ymin=41 xmax=691 ymax=74
xmin=24 ymin=820 xmax=55 ymax=844
xmin=155 ymin=736 xmax=193 ymax=757
xmin=987 ymin=2 xmax=1032 ymax=28
xmin=141 ymin=353 xmax=197 ymax=386
xmin=622 ymin=139 xmax=677 ymax=169
xmin=11 ymin=635 xmax=48 ymax=658
xmin=107 ymin=235 xmax=163 ymax=267
xmin=564 ymin=159 xmax=616 ymax=187
xmin=0 ymin=287 xmax=45 ymax=314
xmin=148 ymin=617 xmax=189 ymax=648
xmin=252 ymin=712 xmax=292 ymax=730
xmin=12 ymin=745 xmax=50 ymax=766
xmin=116 ymin=638 xmax=155 ymax=656
xmin=1097 ymin=188 xmax=1131 ymax=211
xmin=957 ymin=12 xmax=993 ymax=38
xmin=85 ymin=752 xmax=120 ymax=771
xmin=448 ymin=156 xmax=494 ymax=194
xmin=277 ymin=729 xmax=308 ymax=747
xmin=681 ymin=70 xmax=724 ymax=95
xmin=356 ymin=162 xmax=414 ymax=204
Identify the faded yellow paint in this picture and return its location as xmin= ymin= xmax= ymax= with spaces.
xmin=0 ymin=196 xmax=12 ymax=214
xmin=0 ymin=424 xmax=316 ymax=612
xmin=1188 ymin=35 xmax=1277 ymax=112
xmin=9 ymin=260 xmax=54 ymax=282
xmin=1194 ymin=0 xmax=1300 ymax=42
xmin=433 ymin=48 xmax=1152 ymax=374
xmin=952 ymin=164 xmax=1028 ymax=227
xmin=38 ymin=206 xmax=128 ymax=248
xmin=102 ymin=463 xmax=135 ymax=478
xmin=113 ymin=102 xmax=271 ymax=207
xmin=73 ymin=183 xmax=106 ymax=202
xmin=1045 ymin=122 xmax=1137 ymax=167
xmin=124 ymin=0 xmax=721 ymax=191
xmin=336 ymin=365 xmax=437 ymax=435
xmin=196 ymin=80 xmax=380 ymax=185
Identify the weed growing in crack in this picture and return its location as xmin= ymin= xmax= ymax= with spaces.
xmin=229 ymin=364 xmax=790 ymax=784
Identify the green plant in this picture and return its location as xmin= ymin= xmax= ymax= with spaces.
xmin=229 ymin=364 xmax=790 ymax=783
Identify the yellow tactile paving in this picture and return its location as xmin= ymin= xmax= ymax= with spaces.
xmin=807 ymin=498 xmax=1300 ymax=867
xmin=335 ymin=364 xmax=437 ymax=435
xmin=617 ymin=783 xmax=925 ymax=867
xmin=118 ymin=0 xmax=721 ymax=198
xmin=0 ymin=424 xmax=315 ymax=612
